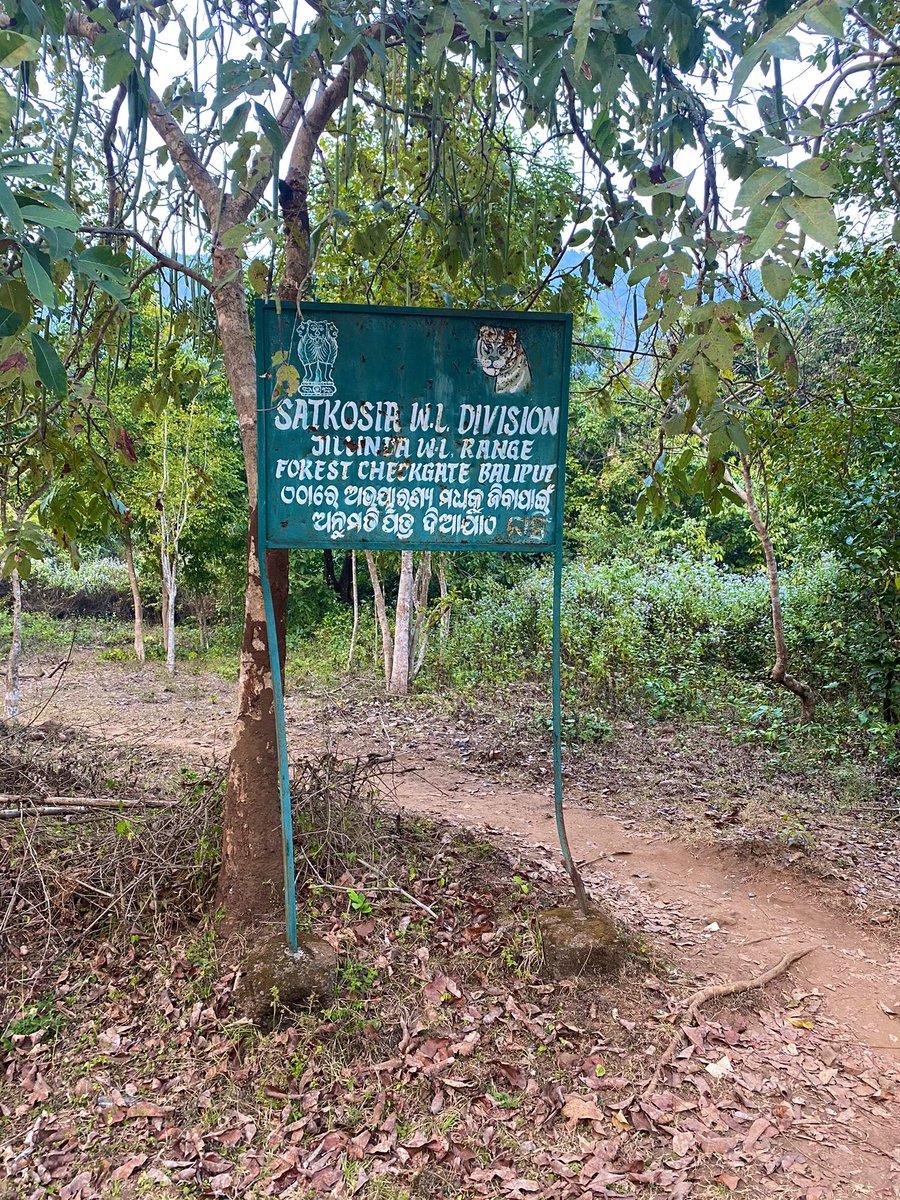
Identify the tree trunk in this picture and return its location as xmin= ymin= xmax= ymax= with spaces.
xmin=738 ymin=455 xmax=816 ymax=721
xmin=211 ymin=246 xmax=289 ymax=934
xmin=410 ymin=551 xmax=432 ymax=680
xmin=124 ymin=533 xmax=145 ymax=662
xmin=347 ymin=551 xmax=359 ymax=669
xmin=365 ymin=550 xmax=393 ymax=683
xmin=337 ymin=553 xmax=354 ymax=604
xmin=323 ymin=549 xmax=338 ymax=593
xmin=437 ymin=553 xmax=450 ymax=664
xmin=389 ymin=550 xmax=415 ymax=696
xmin=161 ymin=551 xmax=177 ymax=676
xmin=4 ymin=568 xmax=22 ymax=721
xmin=160 ymin=572 xmax=170 ymax=657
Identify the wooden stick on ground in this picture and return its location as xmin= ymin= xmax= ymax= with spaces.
xmin=643 ymin=946 xmax=815 ymax=1096
xmin=0 ymin=795 xmax=177 ymax=817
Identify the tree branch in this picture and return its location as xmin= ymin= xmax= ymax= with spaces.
xmin=67 ymin=13 xmax=220 ymax=216
xmin=78 ymin=226 xmax=213 ymax=290
xmin=280 ymin=29 xmax=383 ymax=299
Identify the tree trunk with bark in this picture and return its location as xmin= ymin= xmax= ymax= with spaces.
xmin=161 ymin=550 xmax=177 ymax=676
xmin=437 ymin=553 xmax=450 ymax=664
xmin=211 ymin=249 xmax=290 ymax=933
xmin=160 ymin=578 xmax=170 ymax=660
xmin=124 ymin=532 xmax=145 ymax=663
xmin=4 ymin=568 xmax=22 ymax=721
xmin=389 ymin=551 xmax=415 ymax=696
xmin=347 ymin=552 xmax=359 ymax=668
xmin=366 ymin=550 xmax=394 ymax=682
xmin=410 ymin=551 xmax=432 ymax=680
xmin=66 ymin=8 xmax=373 ymax=935
xmin=737 ymin=455 xmax=816 ymax=721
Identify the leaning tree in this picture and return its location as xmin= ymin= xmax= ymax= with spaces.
xmin=2 ymin=0 xmax=898 ymax=929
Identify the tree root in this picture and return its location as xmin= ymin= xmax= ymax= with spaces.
xmin=643 ymin=946 xmax=815 ymax=1096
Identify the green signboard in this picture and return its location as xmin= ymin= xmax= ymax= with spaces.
xmin=255 ymin=302 xmax=584 ymax=952
xmin=256 ymin=302 xmax=572 ymax=552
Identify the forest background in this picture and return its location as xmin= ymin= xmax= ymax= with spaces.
xmin=1 ymin=0 xmax=899 ymax=905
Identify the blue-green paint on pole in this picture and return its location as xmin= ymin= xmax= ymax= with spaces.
xmin=256 ymin=317 xmax=298 ymax=951
xmin=255 ymin=302 xmax=587 ymax=947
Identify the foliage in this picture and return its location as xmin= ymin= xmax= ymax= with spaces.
xmin=4 ymin=0 xmax=894 ymax=549
xmin=27 ymin=554 xmax=130 ymax=598
xmin=310 ymin=108 xmax=588 ymax=312
xmin=443 ymin=551 xmax=896 ymax=734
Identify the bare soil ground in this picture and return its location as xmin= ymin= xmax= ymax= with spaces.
xmin=4 ymin=651 xmax=900 ymax=1198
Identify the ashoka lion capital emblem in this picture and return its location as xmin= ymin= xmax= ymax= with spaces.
xmin=296 ymin=320 xmax=338 ymax=398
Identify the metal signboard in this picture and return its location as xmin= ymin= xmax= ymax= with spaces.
xmin=256 ymin=302 xmax=572 ymax=553
xmin=255 ymin=302 xmax=583 ymax=950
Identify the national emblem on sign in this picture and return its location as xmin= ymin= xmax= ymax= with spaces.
xmin=296 ymin=320 xmax=339 ymax=397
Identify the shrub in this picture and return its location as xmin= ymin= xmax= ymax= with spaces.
xmin=442 ymin=552 xmax=872 ymax=717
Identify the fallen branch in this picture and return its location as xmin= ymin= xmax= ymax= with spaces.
xmin=643 ymin=946 xmax=815 ymax=1095
xmin=358 ymin=856 xmax=439 ymax=919
xmin=0 ymin=795 xmax=176 ymax=817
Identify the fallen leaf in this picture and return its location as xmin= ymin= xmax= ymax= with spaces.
xmin=125 ymin=1101 xmax=170 ymax=1118
xmin=562 ymin=1095 xmax=603 ymax=1123
xmin=110 ymin=1154 xmax=148 ymax=1181
xmin=423 ymin=973 xmax=462 ymax=1007
xmin=706 ymin=1055 xmax=732 ymax=1079
xmin=671 ymin=1129 xmax=694 ymax=1156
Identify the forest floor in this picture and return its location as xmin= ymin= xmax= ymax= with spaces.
xmin=2 ymin=650 xmax=900 ymax=1198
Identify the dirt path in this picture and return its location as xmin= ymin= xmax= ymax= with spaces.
xmin=18 ymin=655 xmax=900 ymax=1067
xmin=377 ymin=757 xmax=900 ymax=1057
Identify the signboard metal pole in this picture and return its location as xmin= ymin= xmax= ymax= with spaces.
xmin=256 ymin=319 xmax=299 ymax=953
xmin=551 ymin=539 xmax=588 ymax=914
xmin=550 ymin=316 xmax=588 ymax=914
xmin=259 ymin=547 xmax=299 ymax=953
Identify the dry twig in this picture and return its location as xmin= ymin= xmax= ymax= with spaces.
xmin=643 ymin=946 xmax=816 ymax=1095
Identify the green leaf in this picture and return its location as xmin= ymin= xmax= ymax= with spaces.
xmin=698 ymin=318 xmax=737 ymax=372
xmin=790 ymin=156 xmax=841 ymax=198
xmin=734 ymin=166 xmax=786 ymax=210
xmin=219 ymin=223 xmax=250 ymax=250
xmin=93 ymin=30 xmax=126 ymax=56
xmin=424 ymin=5 xmax=455 ymax=67
xmin=725 ymin=420 xmax=751 ymax=455
xmin=22 ymin=249 xmax=57 ymax=308
xmin=221 ymin=101 xmax=250 ymax=142
xmin=760 ymin=257 xmax=793 ymax=302
xmin=572 ymin=0 xmax=594 ymax=72
xmin=744 ymin=201 xmax=789 ymax=260
xmin=730 ymin=0 xmax=822 ymax=101
xmin=783 ymin=196 xmax=839 ymax=247
xmin=0 ymin=279 xmax=32 ymax=320
xmin=0 ymin=31 xmax=39 ymax=69
xmin=102 ymin=51 xmax=136 ymax=92
xmin=0 ymin=160 xmax=53 ymax=180
xmin=706 ymin=423 xmax=731 ymax=461
xmin=756 ymin=136 xmax=792 ymax=157
xmin=635 ymin=170 xmax=694 ymax=198
xmin=0 ymin=305 xmax=24 ymax=337
xmin=247 ymin=258 xmax=269 ymax=295
xmin=688 ymin=356 xmax=718 ymax=407
xmin=19 ymin=199 xmax=81 ymax=230
xmin=0 ymin=173 xmax=23 ymax=235
xmin=804 ymin=0 xmax=844 ymax=37
xmin=31 ymin=332 xmax=67 ymax=396
xmin=254 ymin=102 xmax=285 ymax=160
xmin=449 ymin=0 xmax=488 ymax=46
xmin=0 ymin=85 xmax=15 ymax=132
